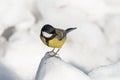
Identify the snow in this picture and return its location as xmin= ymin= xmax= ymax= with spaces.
xmin=102 ymin=14 xmax=120 ymax=44
xmin=37 ymin=0 xmax=107 ymax=22
xmin=35 ymin=52 xmax=92 ymax=80
xmin=0 ymin=62 xmax=20 ymax=80
xmin=0 ymin=0 xmax=35 ymax=31
xmin=1 ymin=31 xmax=45 ymax=80
xmin=89 ymin=62 xmax=120 ymax=80
xmin=0 ymin=0 xmax=120 ymax=80
xmin=0 ymin=37 xmax=7 ymax=59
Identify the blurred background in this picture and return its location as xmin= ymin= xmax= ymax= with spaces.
xmin=0 ymin=0 xmax=120 ymax=80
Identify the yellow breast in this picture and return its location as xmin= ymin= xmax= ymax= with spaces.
xmin=48 ymin=37 xmax=66 ymax=48
xmin=40 ymin=36 xmax=66 ymax=48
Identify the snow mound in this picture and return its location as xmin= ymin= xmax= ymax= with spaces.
xmin=35 ymin=52 xmax=92 ymax=80
xmin=2 ymin=31 xmax=45 ymax=80
xmin=0 ymin=0 xmax=35 ymax=31
xmin=89 ymin=62 xmax=120 ymax=80
xmin=0 ymin=62 xmax=19 ymax=80
xmin=37 ymin=0 xmax=107 ymax=22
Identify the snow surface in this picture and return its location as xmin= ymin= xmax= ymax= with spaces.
xmin=89 ymin=62 xmax=120 ymax=80
xmin=0 ymin=62 xmax=20 ymax=80
xmin=0 ymin=0 xmax=120 ymax=80
xmin=35 ymin=52 xmax=92 ymax=80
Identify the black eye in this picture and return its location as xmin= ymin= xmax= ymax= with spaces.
xmin=41 ymin=24 xmax=55 ymax=34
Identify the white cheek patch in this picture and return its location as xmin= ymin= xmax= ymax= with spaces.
xmin=42 ymin=32 xmax=53 ymax=38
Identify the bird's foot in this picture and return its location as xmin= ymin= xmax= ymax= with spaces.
xmin=47 ymin=48 xmax=60 ymax=57
xmin=47 ymin=51 xmax=56 ymax=57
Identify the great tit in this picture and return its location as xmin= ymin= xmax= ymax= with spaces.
xmin=40 ymin=24 xmax=76 ymax=54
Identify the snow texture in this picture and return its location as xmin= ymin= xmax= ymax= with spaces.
xmin=35 ymin=52 xmax=92 ymax=80
xmin=89 ymin=62 xmax=120 ymax=80
xmin=0 ymin=62 xmax=20 ymax=80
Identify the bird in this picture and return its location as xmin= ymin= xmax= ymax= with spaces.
xmin=40 ymin=24 xmax=76 ymax=55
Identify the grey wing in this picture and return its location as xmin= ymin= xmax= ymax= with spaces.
xmin=55 ymin=29 xmax=66 ymax=40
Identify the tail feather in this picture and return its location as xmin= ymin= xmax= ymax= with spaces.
xmin=65 ymin=27 xmax=77 ymax=34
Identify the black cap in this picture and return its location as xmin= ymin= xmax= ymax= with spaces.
xmin=41 ymin=24 xmax=55 ymax=34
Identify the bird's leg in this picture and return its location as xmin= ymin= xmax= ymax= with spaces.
xmin=48 ymin=48 xmax=60 ymax=57
xmin=51 ymin=48 xmax=55 ymax=52
xmin=48 ymin=48 xmax=56 ymax=56
xmin=56 ymin=48 xmax=60 ymax=53
xmin=54 ymin=49 xmax=60 ymax=56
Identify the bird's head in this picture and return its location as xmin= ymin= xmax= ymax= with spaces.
xmin=41 ymin=24 xmax=56 ymax=38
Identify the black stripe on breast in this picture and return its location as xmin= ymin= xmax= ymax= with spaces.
xmin=44 ymin=34 xmax=56 ymax=46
